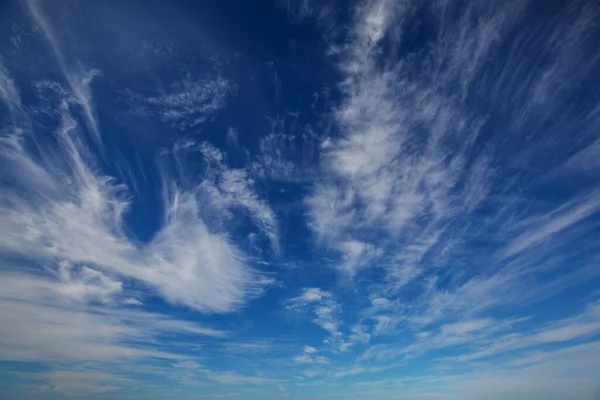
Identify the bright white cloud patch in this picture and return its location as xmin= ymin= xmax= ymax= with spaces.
xmin=0 ymin=120 xmax=268 ymax=314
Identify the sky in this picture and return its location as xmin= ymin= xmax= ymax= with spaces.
xmin=1 ymin=0 xmax=600 ymax=399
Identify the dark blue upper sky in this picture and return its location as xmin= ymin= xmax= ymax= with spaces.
xmin=1 ymin=0 xmax=600 ymax=399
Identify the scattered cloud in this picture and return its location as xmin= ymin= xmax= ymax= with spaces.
xmin=287 ymin=288 xmax=343 ymax=342
xmin=0 ymin=94 xmax=271 ymax=314
xmin=128 ymin=73 xmax=234 ymax=131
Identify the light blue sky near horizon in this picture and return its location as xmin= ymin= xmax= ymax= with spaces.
xmin=1 ymin=0 xmax=600 ymax=399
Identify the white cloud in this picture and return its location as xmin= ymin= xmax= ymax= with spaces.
xmin=192 ymin=393 xmax=240 ymax=399
xmin=286 ymin=288 xmax=342 ymax=341
xmin=304 ymin=0 xmax=513 ymax=288
xmin=532 ymin=322 xmax=600 ymax=343
xmin=369 ymin=297 xmax=394 ymax=311
xmin=221 ymin=340 xmax=276 ymax=354
xmin=442 ymin=301 xmax=600 ymax=363
xmin=442 ymin=342 xmax=600 ymax=400
xmin=501 ymin=189 xmax=600 ymax=259
xmin=201 ymin=156 xmax=280 ymax=252
xmin=441 ymin=318 xmax=493 ymax=336
xmin=293 ymin=344 xmax=330 ymax=365
xmin=0 ymin=94 xmax=270 ymax=315
xmin=293 ymin=354 xmax=330 ymax=365
xmin=288 ymin=288 xmax=333 ymax=306
xmin=0 ymin=266 xmax=229 ymax=395
xmin=34 ymin=368 xmax=136 ymax=397
xmin=0 ymin=37 xmax=288 ymax=392
xmin=304 ymin=345 xmax=317 ymax=354
xmin=25 ymin=0 xmax=101 ymax=143
xmin=128 ymin=74 xmax=233 ymax=131
xmin=55 ymin=262 xmax=124 ymax=305
xmin=314 ymin=303 xmax=342 ymax=339
xmin=337 ymin=240 xmax=382 ymax=276
xmin=0 ymin=58 xmax=22 ymax=113
xmin=303 ymin=5 xmax=600 ymax=372
xmin=300 ymin=1 xmax=600 ymax=380
xmin=333 ymin=366 xmax=366 ymax=379
xmin=200 ymin=370 xmax=283 ymax=385
xmin=305 ymin=184 xmax=356 ymax=242
xmin=340 ymin=324 xmax=371 ymax=351
xmin=0 ymin=47 xmax=285 ymax=392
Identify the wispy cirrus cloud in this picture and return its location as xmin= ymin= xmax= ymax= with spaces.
xmin=128 ymin=73 xmax=234 ymax=131
xmin=197 ymin=142 xmax=280 ymax=252
xmin=294 ymin=0 xmax=600 ymax=390
xmin=0 ymin=24 xmax=276 ymax=395
xmin=310 ymin=0 xmax=600 ymax=278
xmin=0 ymin=58 xmax=273 ymax=313
xmin=0 ymin=265 xmax=228 ymax=395
xmin=286 ymin=288 xmax=343 ymax=342
xmin=25 ymin=0 xmax=102 ymax=144
xmin=293 ymin=346 xmax=331 ymax=365
xmin=0 ymin=122 xmax=269 ymax=313
xmin=434 ymin=341 xmax=600 ymax=400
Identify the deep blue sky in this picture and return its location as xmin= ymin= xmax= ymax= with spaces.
xmin=1 ymin=0 xmax=600 ymax=399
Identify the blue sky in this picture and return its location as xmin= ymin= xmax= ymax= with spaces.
xmin=1 ymin=0 xmax=600 ymax=399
